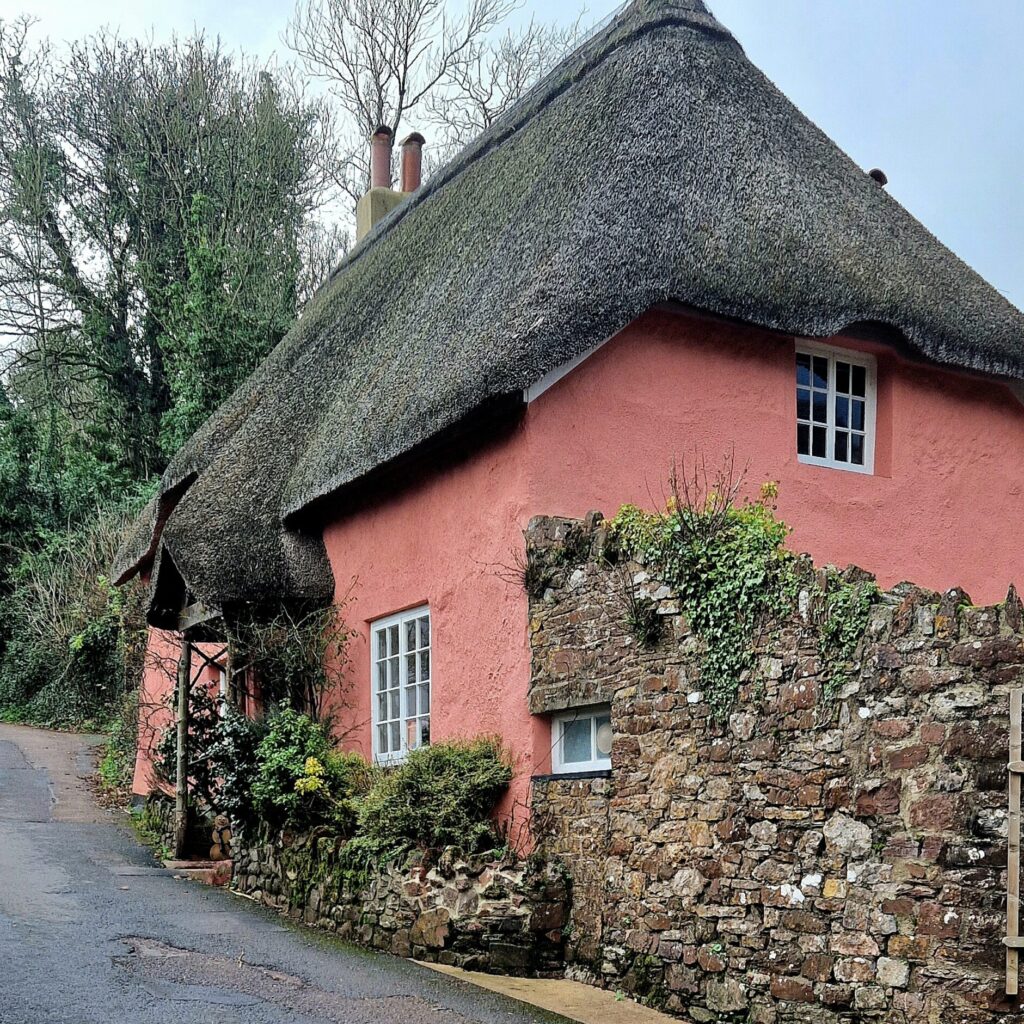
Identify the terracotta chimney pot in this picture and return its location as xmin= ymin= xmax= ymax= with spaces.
xmin=400 ymin=132 xmax=425 ymax=193
xmin=370 ymin=126 xmax=394 ymax=189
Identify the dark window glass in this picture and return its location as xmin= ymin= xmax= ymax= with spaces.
xmin=812 ymin=426 xmax=827 ymax=458
xmin=813 ymin=356 xmax=828 ymax=390
xmin=812 ymin=390 xmax=827 ymax=423
xmin=797 ymin=388 xmax=810 ymax=420
xmin=835 ymin=431 xmax=848 ymax=462
xmin=852 ymin=364 xmax=866 ymax=397
xmin=797 ymin=423 xmax=809 ymax=455
xmin=835 ymin=396 xmax=849 ymax=428
xmin=851 ymin=434 xmax=864 ymax=465
xmin=851 ymin=400 xmax=865 ymax=431
xmin=836 ymin=361 xmax=850 ymax=394
xmin=796 ymin=353 xmax=810 ymax=387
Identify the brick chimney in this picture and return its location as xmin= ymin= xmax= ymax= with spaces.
xmin=355 ymin=127 xmax=425 ymax=242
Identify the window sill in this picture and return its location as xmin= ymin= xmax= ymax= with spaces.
xmin=531 ymin=769 xmax=612 ymax=783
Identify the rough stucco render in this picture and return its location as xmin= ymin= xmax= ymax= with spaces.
xmin=136 ymin=309 xmax=1024 ymax=804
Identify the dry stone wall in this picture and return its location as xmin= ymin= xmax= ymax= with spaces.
xmin=527 ymin=513 xmax=1022 ymax=1023
xmin=231 ymin=828 xmax=568 ymax=975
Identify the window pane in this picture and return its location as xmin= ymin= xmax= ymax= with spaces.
xmin=377 ymin=724 xmax=389 ymax=753
xmin=407 ymin=718 xmax=419 ymax=749
xmin=812 ymin=426 xmax=827 ymax=458
xmin=836 ymin=361 xmax=850 ymax=394
xmin=405 ymin=620 xmax=417 ymax=652
xmin=389 ymin=691 xmax=400 ymax=719
xmin=835 ymin=396 xmax=848 ymax=429
xmin=851 ymin=434 xmax=864 ymax=465
xmin=390 ymin=722 xmax=401 ymax=751
xmin=796 ymin=352 xmax=810 ymax=386
xmin=419 ymin=683 xmax=430 ymax=715
xmin=797 ymin=423 xmax=809 ymax=455
xmin=419 ymin=716 xmax=430 ymax=746
xmin=376 ymin=630 xmax=388 ymax=660
xmin=812 ymin=390 xmax=827 ymax=423
xmin=595 ymin=715 xmax=613 ymax=759
xmin=852 ymin=364 xmax=866 ymax=397
xmin=377 ymin=694 xmax=387 ymax=721
xmin=389 ymin=657 xmax=400 ymax=686
xmin=419 ymin=650 xmax=430 ymax=680
xmin=388 ymin=624 xmax=399 ymax=654
xmin=419 ymin=616 xmax=430 ymax=647
xmin=406 ymin=653 xmax=417 ymax=683
xmin=851 ymin=400 xmax=865 ymax=431
xmin=812 ymin=356 xmax=828 ymax=389
xmin=835 ymin=431 xmax=848 ymax=462
xmin=796 ymin=388 xmax=810 ymax=421
xmin=376 ymin=662 xmax=388 ymax=691
xmin=561 ymin=718 xmax=592 ymax=764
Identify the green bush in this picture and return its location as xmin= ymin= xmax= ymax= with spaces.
xmin=205 ymin=707 xmax=267 ymax=833
xmin=97 ymin=688 xmax=140 ymax=797
xmin=250 ymin=707 xmax=370 ymax=832
xmin=358 ymin=737 xmax=512 ymax=857
xmin=0 ymin=507 xmax=148 ymax=729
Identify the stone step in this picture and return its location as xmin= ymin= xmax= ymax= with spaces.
xmin=162 ymin=858 xmax=233 ymax=887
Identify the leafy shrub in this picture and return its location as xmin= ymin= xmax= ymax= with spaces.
xmin=250 ymin=707 xmax=370 ymax=831
xmin=358 ymin=737 xmax=513 ymax=857
xmin=204 ymin=707 xmax=267 ymax=833
xmin=97 ymin=688 xmax=140 ymax=798
xmin=154 ymin=684 xmax=224 ymax=809
xmin=0 ymin=507 xmax=148 ymax=728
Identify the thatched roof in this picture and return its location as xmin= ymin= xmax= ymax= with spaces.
xmin=115 ymin=0 xmax=1024 ymax=619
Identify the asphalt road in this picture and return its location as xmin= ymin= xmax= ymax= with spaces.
xmin=0 ymin=723 xmax=569 ymax=1024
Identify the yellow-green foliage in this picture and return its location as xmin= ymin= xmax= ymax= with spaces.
xmin=611 ymin=482 xmax=793 ymax=719
xmin=610 ymin=478 xmax=878 ymax=717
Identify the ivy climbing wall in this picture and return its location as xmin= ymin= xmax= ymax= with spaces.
xmin=527 ymin=513 xmax=1020 ymax=1023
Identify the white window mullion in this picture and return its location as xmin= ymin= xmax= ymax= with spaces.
xmin=826 ymin=358 xmax=836 ymax=463
xmin=371 ymin=606 xmax=431 ymax=765
xmin=795 ymin=341 xmax=876 ymax=476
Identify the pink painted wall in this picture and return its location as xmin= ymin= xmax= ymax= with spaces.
xmin=135 ymin=307 xmax=1024 ymax=812
xmin=132 ymin=630 xmax=226 ymax=799
xmin=320 ymin=308 xmax=1024 ymax=824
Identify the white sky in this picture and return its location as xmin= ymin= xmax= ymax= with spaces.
xmin=4 ymin=0 xmax=1022 ymax=309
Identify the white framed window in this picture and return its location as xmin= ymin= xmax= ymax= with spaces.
xmin=371 ymin=606 xmax=430 ymax=765
xmin=795 ymin=342 xmax=876 ymax=474
xmin=552 ymin=705 xmax=613 ymax=774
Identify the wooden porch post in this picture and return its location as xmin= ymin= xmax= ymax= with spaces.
xmin=173 ymin=638 xmax=192 ymax=859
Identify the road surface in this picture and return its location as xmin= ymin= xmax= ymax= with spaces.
xmin=0 ymin=723 xmax=569 ymax=1024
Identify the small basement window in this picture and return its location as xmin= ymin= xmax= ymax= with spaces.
xmin=552 ymin=706 xmax=612 ymax=774
xmin=795 ymin=343 xmax=876 ymax=474
xmin=371 ymin=606 xmax=431 ymax=765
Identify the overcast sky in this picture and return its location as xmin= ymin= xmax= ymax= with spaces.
xmin=6 ymin=0 xmax=1022 ymax=309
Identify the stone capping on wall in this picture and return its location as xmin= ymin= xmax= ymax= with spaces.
xmin=526 ymin=511 xmax=1023 ymax=1022
xmin=231 ymin=827 xmax=569 ymax=976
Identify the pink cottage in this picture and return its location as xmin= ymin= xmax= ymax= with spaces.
xmin=116 ymin=0 xmax=1024 ymax=822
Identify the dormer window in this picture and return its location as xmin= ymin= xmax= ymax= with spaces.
xmin=796 ymin=343 xmax=876 ymax=474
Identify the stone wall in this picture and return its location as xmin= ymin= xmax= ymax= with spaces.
xmin=231 ymin=828 xmax=568 ymax=975
xmin=527 ymin=513 xmax=1021 ymax=1022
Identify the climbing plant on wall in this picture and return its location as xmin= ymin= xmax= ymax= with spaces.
xmin=610 ymin=457 xmax=879 ymax=718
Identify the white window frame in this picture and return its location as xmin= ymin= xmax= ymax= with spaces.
xmin=371 ymin=605 xmax=431 ymax=765
xmin=795 ymin=340 xmax=877 ymax=475
xmin=552 ymin=705 xmax=612 ymax=774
